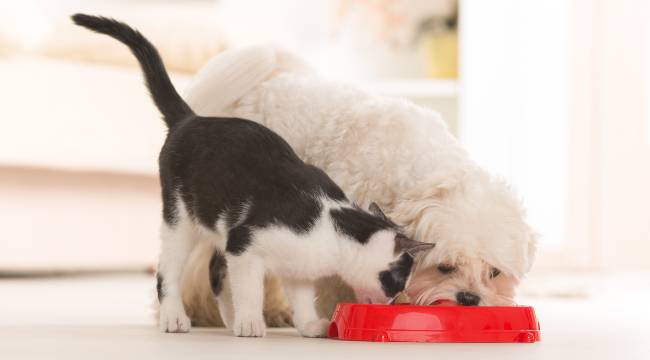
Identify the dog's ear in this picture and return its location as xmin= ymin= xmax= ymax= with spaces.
xmin=369 ymin=202 xmax=388 ymax=221
xmin=395 ymin=234 xmax=435 ymax=257
xmin=406 ymin=173 xmax=463 ymax=201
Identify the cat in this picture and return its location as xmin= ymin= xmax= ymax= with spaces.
xmin=72 ymin=14 xmax=434 ymax=338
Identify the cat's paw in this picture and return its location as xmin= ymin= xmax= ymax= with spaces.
xmin=159 ymin=302 xmax=191 ymax=333
xmin=232 ymin=315 xmax=266 ymax=337
xmin=297 ymin=318 xmax=330 ymax=338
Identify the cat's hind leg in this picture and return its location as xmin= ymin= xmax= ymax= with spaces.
xmin=226 ymin=250 xmax=266 ymax=337
xmin=157 ymin=216 xmax=197 ymax=333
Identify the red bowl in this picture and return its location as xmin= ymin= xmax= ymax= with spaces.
xmin=328 ymin=303 xmax=541 ymax=343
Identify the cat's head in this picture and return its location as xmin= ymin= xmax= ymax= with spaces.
xmin=331 ymin=202 xmax=434 ymax=304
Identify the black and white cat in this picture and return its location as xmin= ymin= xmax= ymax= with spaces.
xmin=72 ymin=14 xmax=434 ymax=338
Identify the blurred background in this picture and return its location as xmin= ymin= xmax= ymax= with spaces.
xmin=0 ymin=0 xmax=649 ymax=357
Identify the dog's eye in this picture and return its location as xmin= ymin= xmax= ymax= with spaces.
xmin=437 ymin=264 xmax=456 ymax=274
xmin=489 ymin=268 xmax=501 ymax=279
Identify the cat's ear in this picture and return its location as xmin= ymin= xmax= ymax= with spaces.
xmin=369 ymin=202 xmax=388 ymax=221
xmin=395 ymin=234 xmax=435 ymax=257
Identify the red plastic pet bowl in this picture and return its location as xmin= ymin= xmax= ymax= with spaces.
xmin=328 ymin=303 xmax=540 ymax=343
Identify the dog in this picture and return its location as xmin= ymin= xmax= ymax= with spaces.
xmin=176 ymin=46 xmax=538 ymax=326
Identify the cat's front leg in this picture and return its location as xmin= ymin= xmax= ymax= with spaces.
xmin=283 ymin=280 xmax=330 ymax=338
xmin=226 ymin=252 xmax=266 ymax=337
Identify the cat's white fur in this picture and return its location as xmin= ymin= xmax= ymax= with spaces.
xmin=158 ymin=195 xmax=405 ymax=337
xmin=175 ymin=46 xmax=538 ymax=326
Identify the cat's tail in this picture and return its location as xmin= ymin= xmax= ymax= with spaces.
xmin=71 ymin=14 xmax=194 ymax=128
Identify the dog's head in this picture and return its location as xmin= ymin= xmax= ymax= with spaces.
xmin=391 ymin=172 xmax=538 ymax=306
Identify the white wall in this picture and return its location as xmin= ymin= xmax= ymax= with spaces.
xmin=460 ymin=0 xmax=571 ymax=266
xmin=597 ymin=0 xmax=650 ymax=270
xmin=0 ymin=167 xmax=159 ymax=271
xmin=461 ymin=0 xmax=650 ymax=271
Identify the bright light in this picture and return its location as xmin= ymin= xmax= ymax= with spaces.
xmin=461 ymin=0 xmax=569 ymax=248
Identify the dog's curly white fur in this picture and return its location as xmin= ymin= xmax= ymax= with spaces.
xmin=178 ymin=46 xmax=537 ymax=325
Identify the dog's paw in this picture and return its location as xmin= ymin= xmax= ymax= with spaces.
xmin=159 ymin=302 xmax=191 ymax=333
xmin=264 ymin=307 xmax=294 ymax=327
xmin=297 ymin=318 xmax=330 ymax=338
xmin=232 ymin=314 xmax=266 ymax=337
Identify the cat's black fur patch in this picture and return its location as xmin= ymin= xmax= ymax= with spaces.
xmin=72 ymin=14 xmax=351 ymax=256
xmin=163 ymin=118 xmax=346 ymax=255
xmin=378 ymin=253 xmax=414 ymax=298
xmin=160 ymin=113 xmax=348 ymax=235
xmin=209 ymin=250 xmax=228 ymax=296
xmin=156 ymin=272 xmax=165 ymax=302
xmin=225 ymin=226 xmax=252 ymax=256
xmin=330 ymin=207 xmax=395 ymax=244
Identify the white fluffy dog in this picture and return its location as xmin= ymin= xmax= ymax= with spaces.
xmin=175 ymin=46 xmax=537 ymax=326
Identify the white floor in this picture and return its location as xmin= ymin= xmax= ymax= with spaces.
xmin=1 ymin=273 xmax=648 ymax=360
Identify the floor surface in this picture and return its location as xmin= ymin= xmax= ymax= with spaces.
xmin=1 ymin=273 xmax=648 ymax=359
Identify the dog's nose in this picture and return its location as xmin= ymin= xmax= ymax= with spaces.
xmin=456 ymin=291 xmax=480 ymax=306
